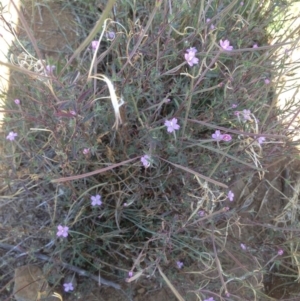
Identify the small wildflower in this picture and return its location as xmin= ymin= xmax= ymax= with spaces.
xmin=224 ymin=206 xmax=230 ymax=211
xmin=206 ymin=18 xmax=215 ymax=30
xmin=222 ymin=134 xmax=232 ymax=142
xmin=234 ymin=111 xmax=240 ymax=116
xmin=212 ymin=130 xmax=223 ymax=141
xmin=231 ymin=103 xmax=238 ymax=108
xmin=6 ymin=131 xmax=18 ymax=141
xmin=204 ymin=298 xmax=215 ymax=301
xmin=228 ymin=190 xmax=234 ymax=202
xmin=278 ymin=249 xmax=284 ymax=256
xmin=63 ymin=282 xmax=74 ymax=292
xmin=123 ymin=202 xmax=128 ymax=207
xmin=69 ymin=110 xmax=76 ymax=116
xmin=14 ymin=99 xmax=20 ymax=105
xmin=165 ymin=118 xmax=180 ymax=133
xmin=176 ymin=261 xmax=184 ymax=269
xmin=128 ymin=271 xmax=133 ymax=277
xmin=240 ymin=1 xmax=244 ymax=5
xmin=242 ymin=109 xmax=251 ymax=121
xmin=141 ymin=155 xmax=151 ymax=168
xmin=253 ymin=43 xmax=258 ymax=48
xmin=198 ymin=210 xmax=205 ymax=217
xmin=83 ymin=148 xmax=90 ymax=155
xmin=264 ymin=78 xmax=270 ymax=85
xmin=57 ymin=225 xmax=69 ymax=238
xmin=106 ymin=31 xmax=115 ymax=40
xmin=220 ymin=39 xmax=233 ymax=51
xmin=240 ymin=243 xmax=247 ymax=250
xmin=257 ymin=137 xmax=266 ymax=144
xmin=91 ymin=40 xmax=99 ymax=51
xmin=184 ymin=47 xmax=199 ymax=67
xmin=46 ymin=65 xmax=55 ymax=75
xmin=91 ymin=194 xmax=102 ymax=206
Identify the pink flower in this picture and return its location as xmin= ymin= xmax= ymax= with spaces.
xmin=91 ymin=194 xmax=102 ymax=206
xmin=63 ymin=282 xmax=74 ymax=292
xmin=240 ymin=243 xmax=247 ymax=250
xmin=212 ymin=130 xmax=231 ymax=142
xmin=83 ymin=148 xmax=90 ymax=155
xmin=69 ymin=110 xmax=76 ymax=116
xmin=176 ymin=261 xmax=184 ymax=269
xmin=141 ymin=155 xmax=151 ymax=168
xmin=6 ymin=131 xmax=18 ymax=141
xmin=278 ymin=249 xmax=284 ymax=256
xmin=222 ymin=134 xmax=232 ymax=141
xmin=57 ymin=225 xmax=69 ymax=237
xmin=242 ymin=109 xmax=251 ymax=121
xmin=14 ymin=99 xmax=20 ymax=105
xmin=198 ymin=210 xmax=205 ymax=217
xmin=46 ymin=65 xmax=55 ymax=75
xmin=231 ymin=103 xmax=238 ymax=108
xmin=184 ymin=47 xmax=199 ymax=67
xmin=91 ymin=40 xmax=99 ymax=51
xmin=165 ymin=118 xmax=180 ymax=133
xmin=253 ymin=43 xmax=258 ymax=48
xmin=257 ymin=137 xmax=265 ymax=144
xmin=220 ymin=39 xmax=233 ymax=51
xmin=204 ymin=298 xmax=215 ymax=301
xmin=206 ymin=18 xmax=215 ymax=30
xmin=106 ymin=31 xmax=115 ymax=40
xmin=212 ymin=130 xmax=223 ymax=141
xmin=128 ymin=271 xmax=133 ymax=277
xmin=227 ymin=190 xmax=234 ymax=202
xmin=264 ymin=78 xmax=270 ymax=85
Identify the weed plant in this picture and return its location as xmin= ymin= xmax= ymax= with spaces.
xmin=1 ymin=0 xmax=300 ymax=300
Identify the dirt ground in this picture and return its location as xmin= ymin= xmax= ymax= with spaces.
xmin=2 ymin=1 xmax=300 ymax=301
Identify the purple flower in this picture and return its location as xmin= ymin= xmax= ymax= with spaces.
xmin=176 ymin=261 xmax=184 ymax=269
xmin=165 ymin=118 xmax=180 ymax=133
xmin=242 ymin=109 xmax=251 ymax=121
xmin=227 ymin=190 xmax=234 ymax=202
xmin=128 ymin=271 xmax=133 ymax=277
xmin=91 ymin=194 xmax=102 ymax=206
xmin=257 ymin=137 xmax=265 ymax=144
xmin=240 ymin=243 xmax=247 ymax=250
xmin=220 ymin=39 xmax=233 ymax=51
xmin=222 ymin=134 xmax=232 ymax=142
xmin=204 ymin=298 xmax=215 ymax=301
xmin=198 ymin=210 xmax=205 ymax=217
xmin=46 ymin=65 xmax=55 ymax=75
xmin=63 ymin=282 xmax=74 ymax=292
xmin=6 ymin=131 xmax=18 ymax=141
xmin=57 ymin=225 xmax=69 ymax=238
xmin=253 ymin=43 xmax=258 ymax=48
xmin=184 ymin=47 xmax=199 ymax=67
xmin=83 ymin=148 xmax=90 ymax=155
xmin=212 ymin=130 xmax=223 ymax=141
xmin=14 ymin=99 xmax=20 ymax=105
xmin=91 ymin=40 xmax=99 ymax=51
xmin=278 ymin=249 xmax=284 ymax=256
xmin=141 ymin=155 xmax=151 ymax=168
xmin=231 ymin=103 xmax=238 ymax=108
xmin=106 ymin=31 xmax=115 ymax=40
xmin=264 ymin=78 xmax=270 ymax=85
